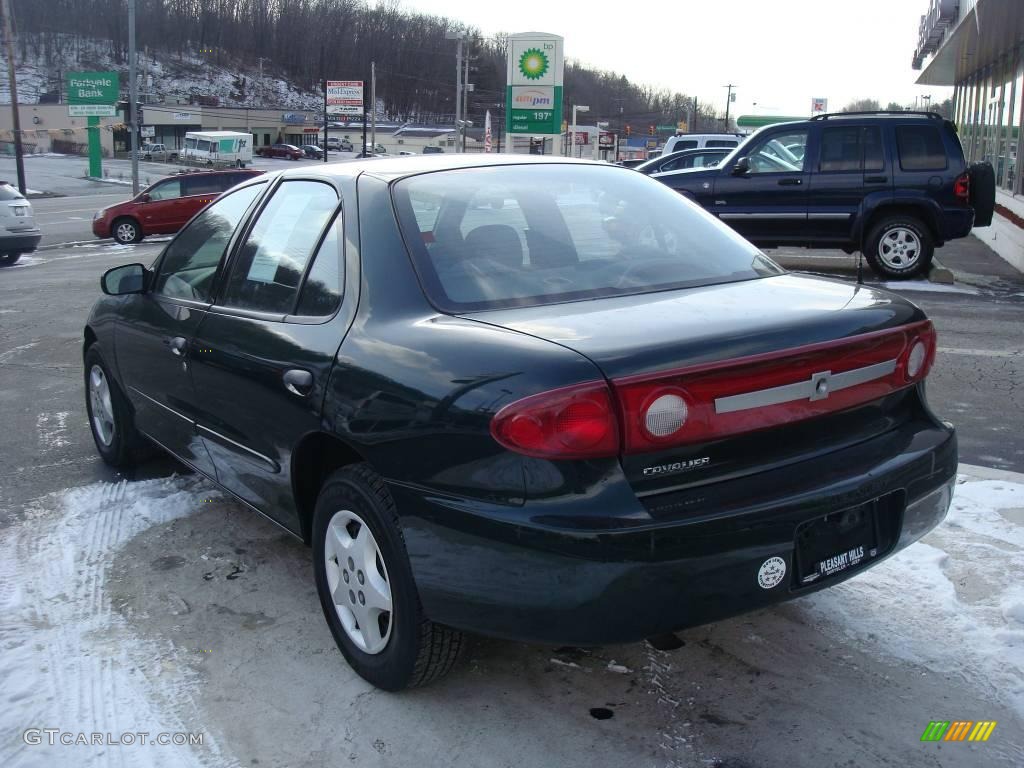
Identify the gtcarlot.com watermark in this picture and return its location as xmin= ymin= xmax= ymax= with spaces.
xmin=24 ymin=729 xmax=204 ymax=747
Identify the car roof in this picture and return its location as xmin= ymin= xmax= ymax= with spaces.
xmin=272 ymin=153 xmax=609 ymax=182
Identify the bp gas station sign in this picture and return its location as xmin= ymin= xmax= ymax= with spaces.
xmin=505 ymin=33 xmax=563 ymax=144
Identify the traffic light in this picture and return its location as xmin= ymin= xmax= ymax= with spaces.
xmin=648 ymin=125 xmax=655 ymax=136
xmin=624 ymin=124 xmax=631 ymax=137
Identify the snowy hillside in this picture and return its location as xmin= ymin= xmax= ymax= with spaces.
xmin=0 ymin=33 xmax=322 ymax=110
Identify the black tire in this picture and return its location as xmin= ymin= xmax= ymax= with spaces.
xmin=864 ymin=215 xmax=934 ymax=279
xmin=84 ymin=344 xmax=150 ymax=467
xmin=112 ymin=217 xmax=142 ymax=245
xmin=313 ymin=463 xmax=463 ymax=690
xmin=0 ymin=252 xmax=20 ymax=266
xmin=969 ymin=161 xmax=996 ymax=227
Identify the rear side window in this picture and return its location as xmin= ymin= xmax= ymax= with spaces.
xmin=819 ymin=127 xmax=885 ymax=172
xmin=706 ymin=139 xmax=738 ymax=148
xmin=183 ymin=175 xmax=223 ymax=196
xmin=295 ymin=216 xmax=343 ymax=317
xmin=392 ymin=164 xmax=781 ymax=312
xmin=220 ymin=180 xmax=338 ymax=314
xmin=896 ymin=126 xmax=947 ymax=170
xmin=673 ymin=140 xmax=698 ymax=150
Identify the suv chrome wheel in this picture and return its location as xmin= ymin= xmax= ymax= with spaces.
xmin=324 ymin=508 xmax=393 ymax=654
xmin=88 ymin=364 xmax=115 ymax=446
xmin=877 ymin=227 xmax=921 ymax=271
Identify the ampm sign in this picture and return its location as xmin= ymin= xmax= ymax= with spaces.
xmin=505 ymin=32 xmax=564 ymax=140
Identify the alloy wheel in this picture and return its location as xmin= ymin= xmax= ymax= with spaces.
xmin=324 ymin=509 xmax=393 ymax=654
xmin=877 ymin=227 xmax=921 ymax=271
xmin=88 ymin=365 xmax=116 ymax=446
xmin=115 ymin=222 xmax=137 ymax=244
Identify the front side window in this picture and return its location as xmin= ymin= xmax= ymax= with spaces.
xmin=148 ymin=180 xmax=181 ymax=201
xmin=219 ymin=180 xmax=339 ymax=314
xmin=673 ymin=140 xmax=698 ymax=151
xmin=745 ymin=130 xmax=808 ymax=173
xmin=706 ymin=139 xmax=738 ymax=148
xmin=392 ymin=164 xmax=780 ymax=312
xmin=153 ymin=183 xmax=264 ymax=301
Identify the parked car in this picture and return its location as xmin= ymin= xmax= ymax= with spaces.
xmin=323 ymin=137 xmax=354 ymax=152
xmin=84 ymin=155 xmax=956 ymax=691
xmin=139 ymin=143 xmax=179 ymax=162
xmin=92 ymin=169 xmax=263 ymax=244
xmin=397 ymin=150 xmax=416 ymax=156
xmin=636 ymin=147 xmax=732 ymax=174
xmin=0 ymin=182 xmax=40 ymax=265
xmin=618 ymin=158 xmax=647 ymax=168
xmin=662 ymin=133 xmax=744 ymax=154
xmin=256 ymin=143 xmax=304 ymax=160
xmin=301 ymin=144 xmax=325 ymax=159
xmin=653 ymin=111 xmax=996 ymax=278
xmin=422 ymin=146 xmax=444 ymax=154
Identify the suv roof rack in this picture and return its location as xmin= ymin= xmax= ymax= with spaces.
xmin=811 ymin=110 xmax=943 ymax=121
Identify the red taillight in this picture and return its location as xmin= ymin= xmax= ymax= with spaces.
xmin=490 ymin=381 xmax=619 ymax=459
xmin=897 ymin=321 xmax=936 ymax=384
xmin=954 ymin=172 xmax=970 ymax=203
xmin=614 ymin=321 xmax=936 ymax=454
xmin=491 ymin=322 xmax=937 ymax=459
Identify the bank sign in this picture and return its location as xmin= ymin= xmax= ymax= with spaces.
xmin=506 ymin=32 xmax=563 ymax=135
xmin=66 ymin=71 xmax=119 ymax=116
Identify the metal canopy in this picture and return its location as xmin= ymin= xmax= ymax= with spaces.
xmin=916 ymin=0 xmax=1024 ymax=85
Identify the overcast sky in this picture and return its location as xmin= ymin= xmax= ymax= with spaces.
xmin=394 ymin=0 xmax=953 ymax=119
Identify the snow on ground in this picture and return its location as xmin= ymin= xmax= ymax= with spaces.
xmin=0 ymin=475 xmax=235 ymax=768
xmin=806 ymin=466 xmax=1024 ymax=717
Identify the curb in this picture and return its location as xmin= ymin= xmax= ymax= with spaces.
xmin=957 ymin=462 xmax=1024 ymax=483
xmin=38 ymin=239 xmax=112 ymax=251
xmin=927 ymin=257 xmax=955 ymax=284
xmin=772 ymin=251 xmax=956 ymax=285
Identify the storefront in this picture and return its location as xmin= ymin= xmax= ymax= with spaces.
xmin=914 ymin=0 xmax=1024 ymax=196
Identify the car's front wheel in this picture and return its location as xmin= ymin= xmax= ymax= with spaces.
xmin=84 ymin=345 xmax=149 ymax=467
xmin=0 ymin=252 xmax=21 ymax=266
xmin=313 ymin=464 xmax=463 ymax=690
xmin=112 ymin=217 xmax=142 ymax=245
xmin=865 ymin=215 xmax=934 ymax=279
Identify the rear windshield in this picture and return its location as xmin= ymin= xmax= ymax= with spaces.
xmin=0 ymin=184 xmax=25 ymax=201
xmin=391 ymin=164 xmax=781 ymax=312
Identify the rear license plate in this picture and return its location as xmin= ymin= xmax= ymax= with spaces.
xmin=794 ymin=500 xmax=882 ymax=586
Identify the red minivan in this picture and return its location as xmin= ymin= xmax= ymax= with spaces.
xmin=93 ymin=169 xmax=263 ymax=244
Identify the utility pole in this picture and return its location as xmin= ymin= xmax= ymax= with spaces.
xmin=462 ymin=50 xmax=471 ymax=153
xmin=321 ymin=45 xmax=328 ymax=164
xmin=361 ymin=67 xmax=367 ymax=157
xmin=723 ymin=83 xmax=736 ymax=131
xmin=128 ymin=0 xmax=139 ymax=194
xmin=446 ymin=32 xmax=464 ymax=153
xmin=370 ymin=61 xmax=376 ymax=152
xmin=0 ymin=0 xmax=26 ymax=194
xmin=692 ymin=96 xmax=699 ymax=133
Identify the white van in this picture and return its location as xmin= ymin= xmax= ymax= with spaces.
xmin=182 ymin=131 xmax=253 ymax=167
xmin=662 ymin=133 xmax=744 ymax=155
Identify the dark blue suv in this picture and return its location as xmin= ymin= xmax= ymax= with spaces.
xmin=654 ymin=112 xmax=995 ymax=278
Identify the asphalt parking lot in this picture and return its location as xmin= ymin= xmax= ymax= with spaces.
xmin=1 ymin=237 xmax=1022 ymax=768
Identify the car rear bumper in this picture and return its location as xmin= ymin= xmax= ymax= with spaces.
xmin=0 ymin=231 xmax=41 ymax=253
xmin=393 ymin=417 xmax=957 ymax=645
xmin=940 ymin=208 xmax=974 ymax=241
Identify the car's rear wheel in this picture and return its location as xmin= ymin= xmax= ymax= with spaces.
xmin=112 ymin=217 xmax=142 ymax=245
xmin=312 ymin=463 xmax=463 ymax=690
xmin=865 ymin=215 xmax=934 ymax=279
xmin=84 ymin=345 xmax=149 ymax=467
xmin=0 ymin=252 xmax=21 ymax=266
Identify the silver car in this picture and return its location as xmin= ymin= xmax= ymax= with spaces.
xmin=0 ymin=184 xmax=40 ymax=266
xmin=139 ymin=143 xmax=179 ymax=162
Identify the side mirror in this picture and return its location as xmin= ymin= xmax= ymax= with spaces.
xmin=732 ymin=156 xmax=751 ymax=176
xmin=138 ymin=192 xmax=151 ymax=203
xmin=101 ymin=263 xmax=147 ymax=296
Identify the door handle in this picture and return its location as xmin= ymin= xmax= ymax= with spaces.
xmin=166 ymin=336 xmax=188 ymax=357
xmin=865 ymin=175 xmax=888 ymax=184
xmin=283 ymin=369 xmax=314 ymax=397
xmin=778 ymin=178 xmax=802 ymax=186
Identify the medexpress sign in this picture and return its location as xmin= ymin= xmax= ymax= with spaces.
xmin=506 ymin=32 xmax=563 ymax=136
xmin=66 ymin=71 xmax=119 ymax=116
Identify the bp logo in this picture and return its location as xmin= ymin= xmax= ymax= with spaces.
xmin=518 ymin=48 xmax=550 ymax=80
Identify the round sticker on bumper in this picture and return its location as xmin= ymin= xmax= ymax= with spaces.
xmin=757 ymin=556 xmax=786 ymax=589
